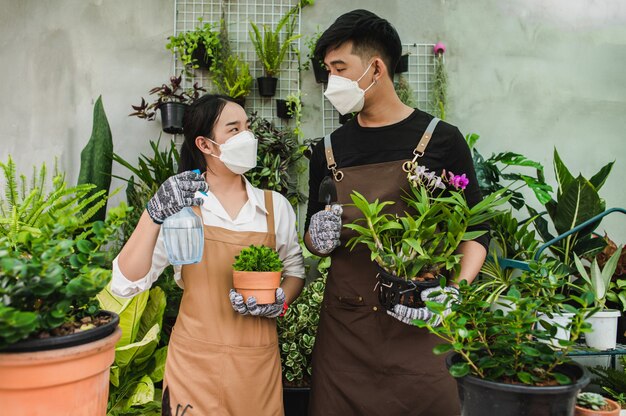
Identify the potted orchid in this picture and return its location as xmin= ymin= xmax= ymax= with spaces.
xmin=345 ymin=163 xmax=508 ymax=311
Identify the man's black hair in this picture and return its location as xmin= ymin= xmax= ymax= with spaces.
xmin=314 ymin=9 xmax=402 ymax=80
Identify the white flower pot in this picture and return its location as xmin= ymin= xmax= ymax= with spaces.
xmin=584 ymin=309 xmax=621 ymax=350
xmin=537 ymin=312 xmax=574 ymax=349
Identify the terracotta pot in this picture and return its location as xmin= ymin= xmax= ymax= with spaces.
xmin=0 ymin=327 xmax=121 ymax=415
xmin=575 ymin=398 xmax=621 ymax=416
xmin=233 ymin=270 xmax=281 ymax=304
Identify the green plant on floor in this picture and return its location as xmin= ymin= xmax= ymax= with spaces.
xmin=528 ymin=148 xmax=614 ymax=271
xmin=395 ymin=74 xmax=416 ymax=108
xmin=249 ymin=9 xmax=301 ymax=78
xmin=576 ymin=392 xmax=610 ymax=411
xmin=233 ymin=245 xmax=283 ymax=272
xmin=0 ymin=200 xmax=128 ymax=348
xmin=77 ymin=95 xmax=114 ymax=222
xmin=415 ymin=260 xmax=595 ymax=385
xmin=246 ymin=114 xmax=308 ymax=206
xmin=166 ymin=17 xmax=221 ymax=70
xmin=98 ymin=286 xmax=167 ymax=416
xmin=465 ymin=133 xmax=552 ymax=211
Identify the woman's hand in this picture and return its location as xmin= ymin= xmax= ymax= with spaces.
xmin=146 ymin=171 xmax=208 ymax=224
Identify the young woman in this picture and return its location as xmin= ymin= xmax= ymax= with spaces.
xmin=112 ymin=94 xmax=305 ymax=415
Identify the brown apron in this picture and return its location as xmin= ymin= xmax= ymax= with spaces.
xmin=162 ymin=190 xmax=283 ymax=416
xmin=309 ymin=121 xmax=461 ymax=416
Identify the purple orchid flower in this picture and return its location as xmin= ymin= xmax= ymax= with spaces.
xmin=448 ymin=172 xmax=469 ymax=190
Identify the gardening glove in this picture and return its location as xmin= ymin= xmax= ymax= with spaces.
xmin=246 ymin=288 xmax=286 ymax=318
xmin=146 ymin=170 xmax=208 ymax=224
xmin=229 ymin=289 xmax=250 ymax=315
xmin=387 ymin=286 xmax=459 ymax=327
xmin=309 ymin=204 xmax=343 ymax=254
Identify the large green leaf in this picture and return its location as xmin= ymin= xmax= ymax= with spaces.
xmin=136 ymin=287 xmax=166 ymax=342
xmin=553 ymin=149 xmax=574 ymax=198
xmin=149 ymin=346 xmax=168 ymax=383
xmin=588 ymin=161 xmax=614 ymax=191
xmin=553 ymin=177 xmax=603 ymax=235
xmin=114 ymin=290 xmax=149 ymax=348
xmin=126 ymin=375 xmax=155 ymax=408
xmin=97 ymin=285 xmax=130 ymax=315
xmin=115 ymin=324 xmax=160 ymax=369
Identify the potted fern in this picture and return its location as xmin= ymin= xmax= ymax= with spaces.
xmin=166 ymin=17 xmax=221 ymax=71
xmin=233 ymin=245 xmax=283 ymax=304
xmin=0 ymin=156 xmax=130 ymax=415
xmin=249 ymin=9 xmax=301 ymax=97
xmin=213 ymin=54 xmax=253 ymax=107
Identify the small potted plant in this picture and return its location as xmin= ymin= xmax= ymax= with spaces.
xmin=166 ymin=17 xmax=221 ymax=70
xmin=303 ymin=30 xmax=328 ymax=84
xmin=575 ymin=392 xmax=621 ymax=416
xmin=232 ymin=245 xmax=283 ymax=304
xmin=213 ymin=54 xmax=253 ymax=107
xmin=0 ymin=157 xmax=130 ymax=415
xmin=345 ymin=164 xmax=507 ymax=311
xmin=276 ymin=93 xmax=300 ymax=120
xmin=249 ymin=9 xmax=301 ymax=97
xmin=129 ymin=74 xmax=206 ymax=134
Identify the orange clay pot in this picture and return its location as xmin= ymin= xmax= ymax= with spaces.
xmin=233 ymin=270 xmax=281 ymax=304
xmin=575 ymin=398 xmax=621 ymax=416
xmin=0 ymin=327 xmax=121 ymax=415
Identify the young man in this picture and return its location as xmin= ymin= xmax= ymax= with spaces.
xmin=304 ymin=9 xmax=489 ymax=416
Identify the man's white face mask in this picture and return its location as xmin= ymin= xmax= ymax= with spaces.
xmin=207 ymin=130 xmax=258 ymax=175
xmin=323 ymin=61 xmax=376 ymax=115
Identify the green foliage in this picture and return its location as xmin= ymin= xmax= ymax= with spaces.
xmin=431 ymin=54 xmax=447 ymax=120
xmin=395 ymin=74 xmax=416 ymax=108
xmin=529 ymin=148 xmax=614 ymax=269
xmin=166 ymin=18 xmax=221 ymax=70
xmin=0 ymin=156 xmax=109 ymax=248
xmin=0 ymin=203 xmax=129 ymax=348
xmin=98 ymin=286 xmax=167 ymax=415
xmin=301 ymin=29 xmax=323 ymax=71
xmin=573 ymin=247 xmax=622 ymax=309
xmin=576 ymin=392 xmax=608 ymax=410
xmin=78 ymin=95 xmax=114 ymax=222
xmin=589 ymin=360 xmax=626 ymax=408
xmin=345 ymin=170 xmax=507 ymax=280
xmin=278 ymin=276 xmax=325 ymax=386
xmin=465 ymin=133 xmax=552 ymax=210
xmin=417 ymin=260 xmax=595 ymax=385
xmin=249 ymin=9 xmax=301 ymax=77
xmin=212 ymin=20 xmax=253 ymax=100
xmin=245 ymin=114 xmax=307 ymax=206
xmin=233 ymin=245 xmax=283 ymax=272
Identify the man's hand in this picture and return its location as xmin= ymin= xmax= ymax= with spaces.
xmin=146 ymin=171 xmax=208 ymax=224
xmin=387 ymin=286 xmax=459 ymax=326
xmin=309 ymin=204 xmax=342 ymax=254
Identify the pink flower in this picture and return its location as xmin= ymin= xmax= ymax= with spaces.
xmin=448 ymin=172 xmax=469 ymax=190
xmin=433 ymin=42 xmax=446 ymax=55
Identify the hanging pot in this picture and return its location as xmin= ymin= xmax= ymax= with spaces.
xmin=276 ymin=99 xmax=295 ymax=119
xmin=395 ymin=54 xmax=409 ymax=73
xmin=375 ymin=266 xmax=442 ymax=311
xmin=191 ymin=41 xmax=213 ymax=69
xmin=159 ymin=101 xmax=187 ymax=134
xmin=311 ymin=58 xmax=329 ymax=84
xmin=447 ymin=353 xmax=590 ymax=416
xmin=257 ymin=76 xmax=278 ymax=97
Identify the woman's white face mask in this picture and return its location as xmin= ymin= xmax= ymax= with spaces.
xmin=207 ymin=130 xmax=258 ymax=175
xmin=323 ymin=61 xmax=376 ymax=115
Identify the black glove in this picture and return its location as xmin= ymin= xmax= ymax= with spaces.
xmin=146 ymin=171 xmax=208 ymax=224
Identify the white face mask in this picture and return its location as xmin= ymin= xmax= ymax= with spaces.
xmin=323 ymin=61 xmax=376 ymax=115
xmin=207 ymin=130 xmax=258 ymax=175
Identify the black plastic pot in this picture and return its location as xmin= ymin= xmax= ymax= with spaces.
xmin=283 ymin=387 xmax=309 ymax=416
xmin=0 ymin=311 xmax=120 ymax=353
xmin=159 ymin=101 xmax=187 ymax=134
xmin=376 ymin=266 xmax=442 ymax=311
xmin=191 ymin=41 xmax=213 ymax=69
xmin=338 ymin=112 xmax=355 ymax=125
xmin=257 ymin=76 xmax=278 ymax=97
xmin=311 ymin=58 xmax=329 ymax=84
xmin=446 ymin=353 xmax=589 ymax=416
xmin=276 ymin=99 xmax=295 ymax=119
xmin=395 ymin=54 xmax=409 ymax=73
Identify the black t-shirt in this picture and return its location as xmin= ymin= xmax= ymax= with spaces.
xmin=305 ymin=108 xmax=490 ymax=250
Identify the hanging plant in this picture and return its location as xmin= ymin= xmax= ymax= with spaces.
xmin=431 ymin=42 xmax=448 ymax=120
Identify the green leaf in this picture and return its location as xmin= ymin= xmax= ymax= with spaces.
xmin=149 ymin=346 xmax=168 ymax=383
xmin=449 ymin=362 xmax=470 ymax=378
xmin=136 ymin=287 xmax=166 ymax=342
xmin=115 ymin=324 xmax=160 ymax=368
xmin=126 ymin=375 xmax=155 ymax=407
xmin=115 ymin=290 xmax=149 ymax=347
xmin=553 ymin=148 xmax=574 ymax=197
xmin=588 ymin=161 xmax=614 ymax=191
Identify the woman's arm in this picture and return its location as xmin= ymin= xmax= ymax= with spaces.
xmin=117 ymin=210 xmax=162 ymax=281
xmin=453 ymin=240 xmax=487 ymax=286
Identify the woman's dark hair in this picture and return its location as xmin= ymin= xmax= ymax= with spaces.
xmin=178 ymin=94 xmax=237 ymax=173
xmin=314 ymin=9 xmax=402 ymax=80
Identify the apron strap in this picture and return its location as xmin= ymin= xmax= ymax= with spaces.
xmin=403 ymin=117 xmax=441 ymax=172
xmin=323 ymin=134 xmax=344 ymax=182
xmin=263 ymin=190 xmax=276 ymax=237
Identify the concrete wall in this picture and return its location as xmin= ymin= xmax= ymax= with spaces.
xmin=1 ymin=0 xmax=625 ymax=241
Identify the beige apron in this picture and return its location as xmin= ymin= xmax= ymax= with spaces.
xmin=162 ymin=190 xmax=283 ymax=416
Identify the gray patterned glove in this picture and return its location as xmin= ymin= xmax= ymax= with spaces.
xmin=146 ymin=171 xmax=208 ymax=224
xmin=229 ymin=289 xmax=250 ymax=315
xmin=229 ymin=288 xmax=286 ymax=318
xmin=309 ymin=204 xmax=343 ymax=254
xmin=387 ymin=286 xmax=459 ymax=326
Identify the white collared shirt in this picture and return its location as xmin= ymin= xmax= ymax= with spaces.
xmin=111 ymin=178 xmax=305 ymax=298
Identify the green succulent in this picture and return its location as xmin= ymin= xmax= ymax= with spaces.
xmin=576 ymin=392 xmax=608 ymax=410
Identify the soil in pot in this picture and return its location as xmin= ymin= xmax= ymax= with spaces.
xmin=376 ymin=266 xmax=442 ymax=311
xmin=232 ymin=271 xmax=281 ymax=304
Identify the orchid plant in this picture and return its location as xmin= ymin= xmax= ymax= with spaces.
xmin=345 ymin=164 xmax=508 ymax=281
